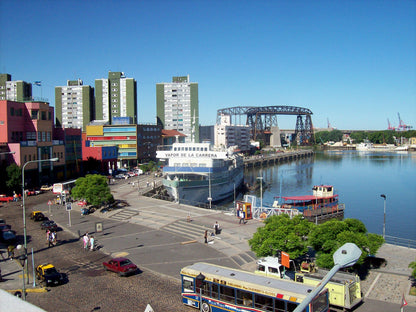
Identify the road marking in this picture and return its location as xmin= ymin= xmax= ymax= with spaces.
xmin=365 ymin=272 xmax=381 ymax=298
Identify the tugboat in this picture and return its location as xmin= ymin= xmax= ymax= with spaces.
xmin=272 ymin=185 xmax=344 ymax=222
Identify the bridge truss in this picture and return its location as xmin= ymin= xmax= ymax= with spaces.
xmin=216 ymin=106 xmax=315 ymax=145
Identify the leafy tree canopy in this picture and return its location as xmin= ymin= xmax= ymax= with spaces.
xmin=249 ymin=215 xmax=313 ymax=259
xmin=309 ymin=218 xmax=384 ymax=268
xmin=249 ymin=216 xmax=384 ymax=269
xmin=71 ymin=174 xmax=114 ymax=207
xmin=6 ymin=164 xmax=21 ymax=194
xmin=409 ymin=259 xmax=416 ymax=279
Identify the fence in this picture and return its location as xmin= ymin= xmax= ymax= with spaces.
xmin=385 ymin=235 xmax=416 ymax=249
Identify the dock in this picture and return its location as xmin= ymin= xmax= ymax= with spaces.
xmin=243 ymin=150 xmax=314 ymax=168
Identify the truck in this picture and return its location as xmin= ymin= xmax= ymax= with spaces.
xmin=255 ymin=256 xmax=362 ymax=311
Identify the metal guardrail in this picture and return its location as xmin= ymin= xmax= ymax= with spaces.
xmin=384 ymin=235 xmax=416 ymax=249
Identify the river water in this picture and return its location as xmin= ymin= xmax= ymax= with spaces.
xmin=242 ymin=150 xmax=416 ymax=240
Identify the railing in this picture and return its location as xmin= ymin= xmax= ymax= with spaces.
xmin=384 ymin=235 xmax=416 ymax=249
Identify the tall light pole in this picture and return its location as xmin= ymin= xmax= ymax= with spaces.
xmin=22 ymin=157 xmax=58 ymax=289
xmin=257 ymin=176 xmax=263 ymax=209
xmin=380 ymin=194 xmax=386 ymax=238
xmin=293 ymin=243 xmax=362 ymax=312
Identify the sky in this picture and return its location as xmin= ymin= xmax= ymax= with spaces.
xmin=1 ymin=0 xmax=415 ymax=130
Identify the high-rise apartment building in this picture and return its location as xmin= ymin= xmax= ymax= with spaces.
xmin=215 ymin=114 xmax=251 ymax=152
xmin=0 ymin=73 xmax=32 ymax=101
xmin=156 ymin=75 xmax=199 ymax=143
xmin=55 ymin=79 xmax=94 ymax=130
xmin=95 ymin=71 xmax=137 ymax=124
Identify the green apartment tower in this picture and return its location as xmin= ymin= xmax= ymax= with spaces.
xmin=156 ymin=75 xmax=199 ymax=143
xmin=95 ymin=71 xmax=137 ymax=124
xmin=55 ymin=79 xmax=94 ymax=130
xmin=0 ymin=73 xmax=32 ymax=101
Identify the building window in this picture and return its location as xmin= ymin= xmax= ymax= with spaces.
xmin=10 ymin=107 xmax=14 ymax=116
xmin=38 ymin=132 xmax=41 ymax=141
xmin=31 ymin=110 xmax=39 ymax=119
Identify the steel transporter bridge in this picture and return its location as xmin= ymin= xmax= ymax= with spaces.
xmin=216 ymin=106 xmax=315 ymax=146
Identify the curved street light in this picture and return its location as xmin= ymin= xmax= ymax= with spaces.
xmin=21 ymin=157 xmax=58 ymax=294
xmin=293 ymin=243 xmax=362 ymax=312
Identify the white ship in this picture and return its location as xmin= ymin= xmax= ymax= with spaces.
xmin=356 ymin=141 xmax=408 ymax=152
xmin=156 ymin=142 xmax=244 ymax=205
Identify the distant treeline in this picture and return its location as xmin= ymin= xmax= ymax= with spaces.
xmin=315 ymin=129 xmax=416 ymax=144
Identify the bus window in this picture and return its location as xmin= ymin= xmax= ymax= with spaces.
xmin=275 ymin=299 xmax=285 ymax=312
xmin=287 ymin=302 xmax=298 ymax=312
xmin=257 ymin=264 xmax=265 ymax=272
xmin=182 ymin=276 xmax=194 ymax=293
xmin=211 ymin=283 xmax=219 ymax=299
xmin=236 ymin=289 xmax=253 ymax=307
xmin=220 ymin=285 xmax=235 ymax=303
xmin=254 ymin=294 xmax=273 ymax=311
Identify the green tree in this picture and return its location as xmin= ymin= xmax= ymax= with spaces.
xmin=309 ymin=219 xmax=384 ymax=268
xmin=6 ymin=164 xmax=21 ymax=194
xmin=409 ymin=259 xmax=416 ymax=279
xmin=71 ymin=174 xmax=114 ymax=207
xmin=249 ymin=215 xmax=313 ymax=259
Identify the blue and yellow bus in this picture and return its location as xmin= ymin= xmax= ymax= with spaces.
xmin=181 ymin=262 xmax=329 ymax=312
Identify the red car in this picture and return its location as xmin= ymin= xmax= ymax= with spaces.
xmin=103 ymin=258 xmax=138 ymax=276
xmin=0 ymin=195 xmax=13 ymax=202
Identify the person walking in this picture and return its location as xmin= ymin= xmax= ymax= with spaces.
xmin=89 ymin=236 xmax=95 ymax=251
xmin=7 ymin=245 xmax=15 ymax=259
xmin=204 ymin=230 xmax=208 ymax=244
xmin=239 ymin=209 xmax=245 ymax=224
xmin=83 ymin=232 xmax=89 ymax=250
xmin=46 ymin=229 xmax=50 ymax=243
xmin=214 ymin=221 xmax=221 ymax=235
xmin=48 ymin=232 xmax=54 ymax=248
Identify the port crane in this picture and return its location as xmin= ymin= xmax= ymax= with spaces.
xmin=397 ymin=112 xmax=413 ymax=131
xmin=387 ymin=119 xmax=395 ymax=130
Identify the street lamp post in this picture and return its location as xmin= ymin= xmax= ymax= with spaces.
xmin=18 ymin=254 xmax=27 ymax=300
xmin=196 ymin=272 xmax=206 ymax=312
xmin=22 ymin=158 xmax=58 ymax=287
xmin=380 ymin=194 xmax=386 ymax=238
xmin=293 ymin=243 xmax=362 ymax=312
xmin=257 ymin=176 xmax=263 ymax=209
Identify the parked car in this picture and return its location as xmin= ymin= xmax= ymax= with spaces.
xmin=103 ymin=258 xmax=138 ymax=276
xmin=0 ymin=224 xmax=11 ymax=231
xmin=40 ymin=185 xmax=53 ymax=191
xmin=35 ymin=264 xmax=65 ymax=286
xmin=1 ymin=230 xmax=17 ymax=244
xmin=31 ymin=211 xmax=47 ymax=221
xmin=40 ymin=220 xmax=58 ymax=231
xmin=0 ymin=195 xmax=13 ymax=202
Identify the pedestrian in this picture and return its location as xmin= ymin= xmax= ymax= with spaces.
xmin=214 ymin=221 xmax=221 ymax=235
xmin=90 ymin=236 xmax=95 ymax=251
xmin=239 ymin=209 xmax=245 ymax=224
xmin=83 ymin=232 xmax=89 ymax=250
xmin=7 ymin=245 xmax=15 ymax=259
xmin=48 ymin=232 xmax=54 ymax=248
xmin=52 ymin=231 xmax=57 ymax=245
xmin=46 ymin=229 xmax=50 ymax=242
xmin=204 ymin=230 xmax=208 ymax=244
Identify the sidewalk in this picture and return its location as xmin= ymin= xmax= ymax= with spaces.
xmin=0 ymin=247 xmax=47 ymax=296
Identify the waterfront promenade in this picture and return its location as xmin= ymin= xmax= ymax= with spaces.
xmin=1 ymin=176 xmax=415 ymax=311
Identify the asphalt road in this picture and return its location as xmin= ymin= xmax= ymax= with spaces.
xmin=0 ymin=191 xmax=192 ymax=312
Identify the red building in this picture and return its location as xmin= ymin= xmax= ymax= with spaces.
xmin=0 ymin=100 xmax=65 ymax=188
